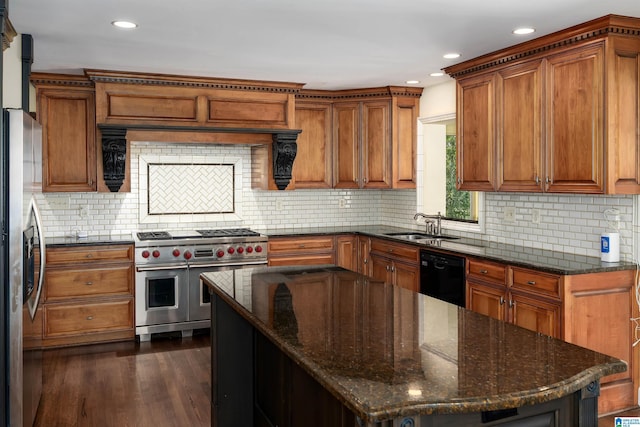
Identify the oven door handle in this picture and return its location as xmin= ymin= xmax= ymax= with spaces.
xmin=188 ymin=260 xmax=268 ymax=269
xmin=136 ymin=264 xmax=188 ymax=272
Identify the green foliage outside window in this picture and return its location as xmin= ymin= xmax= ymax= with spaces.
xmin=445 ymin=135 xmax=472 ymax=220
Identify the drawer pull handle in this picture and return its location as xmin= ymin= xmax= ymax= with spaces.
xmin=86 ymin=316 xmax=94 ymax=320
xmin=527 ymin=280 xmax=536 ymax=285
xmin=86 ymin=254 xmax=93 ymax=258
xmin=480 ymin=269 xmax=488 ymax=274
xmin=299 ymin=244 xmax=305 ymax=248
xmin=85 ymin=282 xmax=93 ymax=286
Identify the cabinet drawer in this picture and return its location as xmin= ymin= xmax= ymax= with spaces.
xmin=268 ymin=253 xmax=335 ymax=267
xmin=370 ymin=239 xmax=419 ymax=262
xmin=511 ymin=268 xmax=561 ymax=299
xmin=467 ymin=258 xmax=507 ymax=284
xmin=268 ymin=236 xmax=334 ymax=253
xmin=44 ymin=299 xmax=134 ymax=337
xmin=47 ymin=244 xmax=134 ymax=265
xmin=45 ymin=265 xmax=134 ymax=301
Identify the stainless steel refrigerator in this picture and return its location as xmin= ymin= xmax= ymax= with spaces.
xmin=3 ymin=108 xmax=46 ymax=426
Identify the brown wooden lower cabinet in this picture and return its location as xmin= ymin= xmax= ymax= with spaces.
xmin=466 ymin=256 xmax=638 ymax=414
xmin=267 ymin=235 xmax=336 ymax=266
xmin=41 ymin=244 xmax=135 ymax=347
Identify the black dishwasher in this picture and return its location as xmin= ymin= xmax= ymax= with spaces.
xmin=420 ymin=250 xmax=466 ymax=307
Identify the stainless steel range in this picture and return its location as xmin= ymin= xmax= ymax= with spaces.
xmin=134 ymin=228 xmax=267 ymax=341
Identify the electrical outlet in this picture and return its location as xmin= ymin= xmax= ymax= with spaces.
xmin=504 ymin=207 xmax=516 ymax=223
xmin=339 ymin=199 xmax=346 ymax=208
xmin=49 ymin=196 xmax=70 ymax=209
xmin=531 ymin=209 xmax=541 ymax=224
xmin=275 ymin=200 xmax=284 ymax=211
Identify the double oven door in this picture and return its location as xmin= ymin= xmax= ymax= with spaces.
xmin=135 ymin=265 xmax=189 ymax=328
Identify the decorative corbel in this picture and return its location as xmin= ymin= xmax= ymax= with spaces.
xmin=272 ymin=133 xmax=298 ymax=190
xmin=100 ymin=126 xmax=127 ymax=192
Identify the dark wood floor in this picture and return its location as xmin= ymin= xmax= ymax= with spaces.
xmin=34 ymin=332 xmax=211 ymax=427
xmin=33 ymin=330 xmax=637 ymax=426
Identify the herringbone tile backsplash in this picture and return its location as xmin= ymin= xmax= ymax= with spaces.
xmin=147 ymin=163 xmax=234 ymax=215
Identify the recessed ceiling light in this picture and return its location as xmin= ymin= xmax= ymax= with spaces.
xmin=443 ymin=53 xmax=461 ymax=59
xmin=513 ymin=27 xmax=535 ymax=35
xmin=406 ymin=80 xmax=420 ymax=84
xmin=112 ymin=20 xmax=138 ymax=29
xmin=430 ymin=72 xmax=444 ymax=77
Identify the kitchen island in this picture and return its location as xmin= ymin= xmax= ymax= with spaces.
xmin=202 ymin=266 xmax=626 ymax=427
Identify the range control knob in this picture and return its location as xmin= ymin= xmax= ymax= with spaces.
xmin=227 ymin=247 xmax=235 ymax=254
xmin=216 ymin=250 xmax=225 ymax=258
xmin=172 ymin=249 xmax=181 ymax=257
xmin=183 ymin=251 xmax=192 ymax=260
xmin=142 ymin=250 xmax=150 ymax=258
xmin=152 ymin=250 xmax=160 ymax=258
xmin=255 ymin=245 xmax=263 ymax=253
xmin=246 ymin=246 xmax=254 ymax=253
xmin=237 ymin=247 xmax=244 ymax=254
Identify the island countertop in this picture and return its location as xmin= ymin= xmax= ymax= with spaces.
xmin=202 ymin=265 xmax=626 ymax=424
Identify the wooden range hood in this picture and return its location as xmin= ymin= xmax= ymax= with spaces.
xmin=86 ymin=69 xmax=305 ymax=192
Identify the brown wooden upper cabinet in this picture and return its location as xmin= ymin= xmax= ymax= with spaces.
xmin=445 ymin=15 xmax=640 ymax=194
xmin=32 ymin=74 xmax=97 ymax=192
xmin=295 ymin=87 xmax=421 ymax=190
xmin=334 ymin=100 xmax=391 ymax=189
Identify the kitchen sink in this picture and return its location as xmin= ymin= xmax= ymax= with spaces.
xmin=385 ymin=232 xmax=460 ymax=241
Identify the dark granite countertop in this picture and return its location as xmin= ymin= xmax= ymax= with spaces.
xmin=260 ymin=225 xmax=636 ymax=275
xmin=46 ymin=233 xmax=135 ymax=248
xmin=202 ymin=265 xmax=626 ymax=422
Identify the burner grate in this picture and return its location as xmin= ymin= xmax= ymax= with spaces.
xmin=196 ymin=228 xmax=260 ymax=238
xmin=137 ymin=231 xmax=172 ymax=240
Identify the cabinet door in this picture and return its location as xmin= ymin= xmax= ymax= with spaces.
xmin=293 ymin=102 xmax=333 ymax=188
xmin=38 ymin=87 xmax=97 ymax=192
xmin=392 ymin=96 xmax=418 ymax=189
xmin=369 ymin=253 xmax=391 ymax=284
xmin=457 ymin=72 xmax=497 ymax=191
xmin=392 ymin=260 xmax=419 ymax=293
xmin=361 ymin=100 xmax=391 ymax=189
xmin=606 ymin=36 xmax=640 ymax=194
xmin=509 ymin=292 xmax=561 ymax=338
xmin=497 ymin=59 xmax=544 ymax=192
xmin=333 ymin=102 xmax=360 ymax=189
xmin=357 ymin=236 xmax=371 ymax=277
xmin=335 ymin=235 xmax=357 ymax=272
xmin=545 ymin=42 xmax=605 ymax=193
xmin=467 ymin=280 xmax=506 ymax=321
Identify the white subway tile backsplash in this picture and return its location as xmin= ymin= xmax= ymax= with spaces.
xmin=37 ymin=142 xmax=639 ymax=261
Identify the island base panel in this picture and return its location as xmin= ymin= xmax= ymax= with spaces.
xmin=211 ymin=293 xmax=254 ymax=427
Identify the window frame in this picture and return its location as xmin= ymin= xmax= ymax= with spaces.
xmin=419 ymin=115 xmax=485 ymax=236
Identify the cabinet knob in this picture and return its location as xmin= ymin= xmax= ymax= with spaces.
xmin=299 ymin=244 xmax=305 ymax=248
xmin=85 ymin=281 xmax=93 ymax=286
xmin=527 ymin=280 xmax=536 ymax=285
xmin=363 ymin=258 xmax=368 ymax=264
xmin=86 ymin=253 xmax=93 ymax=258
xmin=386 ymin=265 xmax=390 ymax=271
xmin=391 ymin=266 xmax=395 ymax=272
xmin=86 ymin=316 xmax=94 ymax=321
xmin=546 ymin=176 xmax=551 ymax=184
xmin=534 ymin=175 xmax=540 ymax=184
xmin=499 ymin=296 xmax=505 ymax=305
xmin=480 ymin=269 xmax=488 ymax=274
xmin=509 ymin=300 xmax=515 ymax=308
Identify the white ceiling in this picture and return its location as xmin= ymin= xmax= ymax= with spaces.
xmin=9 ymin=0 xmax=640 ymax=90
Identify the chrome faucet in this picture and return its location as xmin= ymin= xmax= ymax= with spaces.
xmin=414 ymin=212 xmax=443 ymax=236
